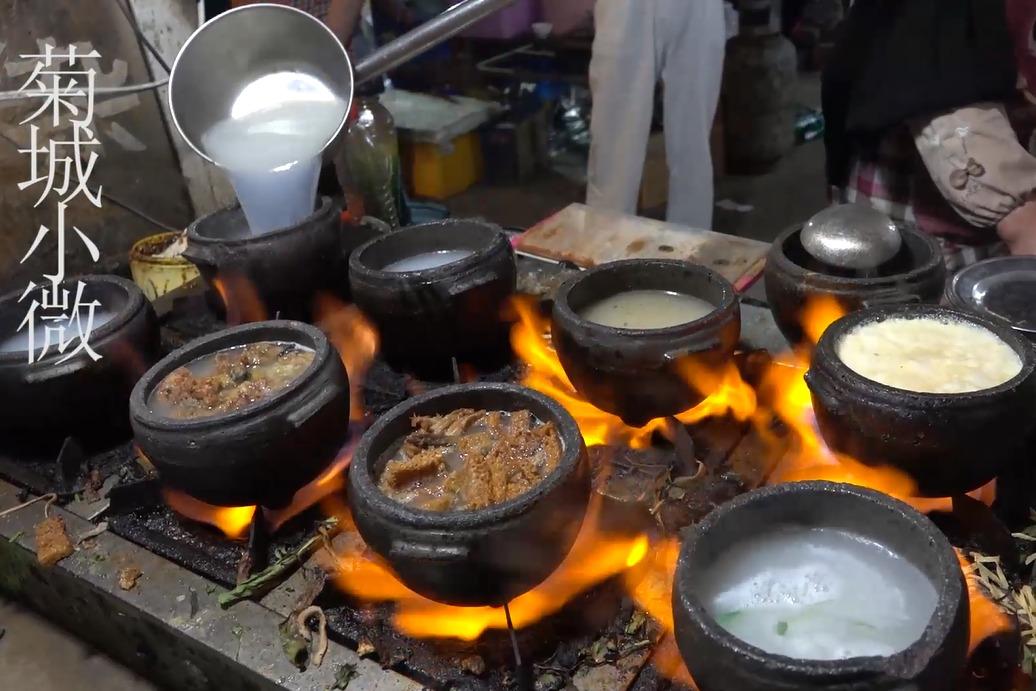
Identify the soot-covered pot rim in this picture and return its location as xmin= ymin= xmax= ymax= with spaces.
xmin=813 ymin=304 xmax=1036 ymax=403
xmin=188 ymin=195 xmax=337 ymax=245
xmin=130 ymin=320 xmax=331 ymax=431
xmin=350 ymin=382 xmax=584 ymax=530
xmin=553 ymin=259 xmax=738 ymax=338
xmin=675 ymin=480 xmax=962 ymax=679
xmin=348 ymin=219 xmax=508 ymax=279
xmin=0 ymin=274 xmax=145 ymax=366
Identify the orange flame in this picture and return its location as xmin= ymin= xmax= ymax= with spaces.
xmin=164 ymin=432 xmax=359 ymax=533
xmin=161 ymin=488 xmax=256 ymax=539
xmin=956 ymin=550 xmax=1015 ymax=655
xmin=755 ymin=297 xmax=1012 ymax=654
xmin=313 ymin=293 xmax=379 ymax=422
xmin=507 ymin=296 xmax=756 ymax=448
xmin=332 ymin=496 xmax=651 ymax=641
xmin=265 ymin=433 xmax=360 ymax=531
xmin=212 ymin=274 xmax=268 ymax=325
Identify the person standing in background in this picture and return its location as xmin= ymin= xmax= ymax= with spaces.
xmin=823 ymin=0 xmax=1036 ymax=268
xmin=586 ymin=0 xmax=727 ymax=230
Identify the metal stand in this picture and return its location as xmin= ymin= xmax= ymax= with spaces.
xmin=238 ymin=511 xmax=269 ymax=583
xmin=504 ymin=601 xmax=533 ymax=691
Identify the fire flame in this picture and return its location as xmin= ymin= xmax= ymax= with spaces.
xmin=164 ymin=431 xmax=361 ymax=535
xmin=212 ymin=274 xmax=269 ymax=325
xmin=332 ymin=496 xmax=651 ymax=641
xmin=313 ymin=293 xmax=379 ymax=422
xmin=507 ymin=296 xmax=756 ymax=448
xmin=616 ymin=295 xmax=1011 ymax=682
xmin=957 ymin=550 xmax=1016 ymax=655
xmin=161 ymin=488 xmax=256 ymax=539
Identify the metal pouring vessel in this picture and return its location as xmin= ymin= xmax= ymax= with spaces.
xmin=168 ymin=0 xmax=516 ymax=165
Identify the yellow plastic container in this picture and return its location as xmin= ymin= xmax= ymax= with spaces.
xmin=402 ymin=132 xmax=483 ymax=200
xmin=129 ymin=232 xmax=201 ymax=301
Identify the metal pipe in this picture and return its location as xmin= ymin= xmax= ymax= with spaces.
xmin=353 ymin=0 xmax=517 ymax=85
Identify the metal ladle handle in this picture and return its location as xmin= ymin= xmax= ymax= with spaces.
xmin=353 ymin=0 xmax=517 ymax=85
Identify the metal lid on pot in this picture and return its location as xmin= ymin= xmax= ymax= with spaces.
xmin=948 ymin=256 xmax=1036 ymax=342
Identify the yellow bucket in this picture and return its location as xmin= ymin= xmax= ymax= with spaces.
xmin=129 ymin=232 xmax=201 ymax=301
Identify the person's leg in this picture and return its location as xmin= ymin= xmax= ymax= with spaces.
xmin=586 ymin=0 xmax=658 ymax=215
xmin=659 ymin=0 xmax=726 ymax=229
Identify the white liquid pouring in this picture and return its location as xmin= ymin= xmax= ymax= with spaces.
xmin=702 ymin=526 xmax=937 ymax=660
xmin=201 ymin=72 xmax=347 ymax=235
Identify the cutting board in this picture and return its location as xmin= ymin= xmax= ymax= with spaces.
xmin=517 ymin=204 xmax=769 ymax=290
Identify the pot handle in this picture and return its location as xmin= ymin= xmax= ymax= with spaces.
xmin=861 ymin=290 xmax=921 ymax=308
xmin=287 ymin=383 xmax=341 ymax=429
xmin=389 ymin=540 xmax=470 ymax=562
xmin=662 ymin=340 xmax=723 ymax=363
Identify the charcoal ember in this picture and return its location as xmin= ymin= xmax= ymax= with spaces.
xmin=455 ymin=654 xmax=486 ymax=676
xmin=361 ymin=360 xmax=409 ymax=415
xmin=929 ymin=495 xmax=1020 ymax=575
xmin=591 ymin=446 xmax=673 ymax=534
xmin=534 ymin=671 xmax=568 ymax=691
xmin=966 ymin=630 xmax=1022 ymax=691
xmin=658 ymin=471 xmax=744 ymax=535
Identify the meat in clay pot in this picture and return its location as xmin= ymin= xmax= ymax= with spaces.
xmin=130 ymin=320 xmax=350 ymax=508
xmin=347 ymin=383 xmax=589 ymax=606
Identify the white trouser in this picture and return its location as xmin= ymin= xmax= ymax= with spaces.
xmin=586 ymin=0 xmax=726 ymax=230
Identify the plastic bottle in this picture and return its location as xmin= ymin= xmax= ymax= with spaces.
xmin=342 ymin=79 xmax=410 ymax=228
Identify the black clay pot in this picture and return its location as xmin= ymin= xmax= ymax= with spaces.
xmin=673 ymin=481 xmax=968 ymax=691
xmin=0 ymin=275 xmax=160 ymax=451
xmin=807 ymin=305 xmax=1036 ymax=497
xmin=184 ymin=196 xmax=343 ymax=321
xmin=347 ymin=383 xmax=589 ymax=606
xmin=765 ymin=224 xmax=946 ymax=346
xmin=347 ymin=220 xmax=516 ymax=374
xmin=551 ymin=260 xmax=740 ymax=427
xmin=130 ymin=321 xmax=350 ymax=508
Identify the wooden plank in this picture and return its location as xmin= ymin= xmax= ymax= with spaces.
xmin=517 ymin=203 xmax=769 ymax=286
xmin=130 ymin=0 xmax=238 ymax=216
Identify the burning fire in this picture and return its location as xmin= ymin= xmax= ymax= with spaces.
xmin=163 ymin=433 xmax=360 ymax=537
xmin=313 ymin=292 xmax=379 ymax=422
xmin=212 ymin=274 xmax=269 ymax=325
xmin=957 ymin=550 xmax=1015 ymax=655
xmin=614 ymin=294 xmax=1011 ymax=681
xmin=508 ymin=296 xmax=756 ymax=448
xmin=162 ymin=488 xmax=256 ymax=539
xmin=332 ymin=496 xmax=651 ymax=641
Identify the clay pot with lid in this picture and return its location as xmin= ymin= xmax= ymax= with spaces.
xmin=765 ymin=224 xmax=946 ymax=346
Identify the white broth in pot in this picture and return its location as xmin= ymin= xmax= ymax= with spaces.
xmin=837 ymin=317 xmax=1022 ymax=394
xmin=579 ymin=290 xmax=715 ymax=329
xmin=150 ymin=341 xmax=314 ymax=419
